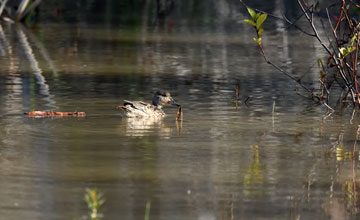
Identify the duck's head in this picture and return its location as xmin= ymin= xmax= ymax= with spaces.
xmin=152 ymin=91 xmax=180 ymax=108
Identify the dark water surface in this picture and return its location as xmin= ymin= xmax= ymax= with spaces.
xmin=0 ymin=2 xmax=360 ymax=220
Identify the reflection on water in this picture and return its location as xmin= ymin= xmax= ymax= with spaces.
xmin=16 ymin=25 xmax=55 ymax=109
xmin=0 ymin=2 xmax=359 ymax=219
xmin=243 ymin=145 xmax=263 ymax=196
xmin=117 ymin=117 xmax=171 ymax=137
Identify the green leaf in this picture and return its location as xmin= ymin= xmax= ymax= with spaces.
xmin=256 ymin=13 xmax=267 ymax=29
xmin=338 ymin=46 xmax=356 ymax=59
xmin=317 ymin=58 xmax=325 ymax=78
xmin=317 ymin=58 xmax=324 ymax=69
xmin=244 ymin=19 xmax=256 ymax=26
xmin=339 ymin=47 xmax=346 ymax=55
xmin=348 ymin=46 xmax=355 ymax=53
xmin=351 ymin=33 xmax=357 ymax=45
xmin=247 ymin=7 xmax=256 ymax=19
xmin=258 ymin=27 xmax=263 ymax=37
xmin=253 ymin=37 xmax=262 ymax=44
xmin=254 ymin=12 xmax=261 ymax=21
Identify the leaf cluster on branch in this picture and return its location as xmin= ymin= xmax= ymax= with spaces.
xmin=241 ymin=0 xmax=360 ymax=110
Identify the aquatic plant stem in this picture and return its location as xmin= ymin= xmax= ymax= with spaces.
xmin=299 ymin=0 xmax=357 ymax=103
xmin=242 ymin=0 xmax=360 ymax=105
xmin=353 ymin=125 xmax=360 ymax=157
xmin=353 ymin=37 xmax=359 ymax=102
xmin=145 ymin=201 xmax=151 ymax=220
xmin=241 ymin=0 xmax=317 ymax=99
xmin=272 ymin=101 xmax=275 ymax=130
xmin=325 ymin=7 xmax=356 ymax=102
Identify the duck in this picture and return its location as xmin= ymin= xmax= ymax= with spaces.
xmin=116 ymin=91 xmax=180 ymax=118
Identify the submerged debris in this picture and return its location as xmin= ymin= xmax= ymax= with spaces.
xmin=235 ymin=85 xmax=239 ymax=99
xmin=24 ymin=111 xmax=86 ymax=117
xmin=176 ymin=106 xmax=183 ymax=135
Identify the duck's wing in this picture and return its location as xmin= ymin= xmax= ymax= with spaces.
xmin=123 ymin=100 xmax=149 ymax=110
xmin=123 ymin=100 xmax=135 ymax=107
xmin=117 ymin=100 xmax=152 ymax=117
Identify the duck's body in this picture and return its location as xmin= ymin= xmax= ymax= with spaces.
xmin=117 ymin=91 xmax=179 ymax=118
xmin=117 ymin=100 xmax=166 ymax=118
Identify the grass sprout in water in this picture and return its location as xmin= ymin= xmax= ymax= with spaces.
xmin=145 ymin=201 xmax=151 ymax=220
xmin=74 ymin=188 xmax=105 ymax=220
xmin=85 ymin=188 xmax=105 ymax=220
xmin=74 ymin=189 xmax=152 ymax=220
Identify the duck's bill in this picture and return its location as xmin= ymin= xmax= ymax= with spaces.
xmin=170 ymin=98 xmax=180 ymax=106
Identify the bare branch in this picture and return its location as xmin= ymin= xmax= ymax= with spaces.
xmin=257 ymin=43 xmax=314 ymax=94
xmin=324 ymin=102 xmax=335 ymax=112
xmin=241 ymin=0 xmax=360 ymax=105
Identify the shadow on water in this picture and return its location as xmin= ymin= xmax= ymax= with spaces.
xmin=0 ymin=0 xmax=360 ymax=219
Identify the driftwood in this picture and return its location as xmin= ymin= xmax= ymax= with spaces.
xmin=25 ymin=111 xmax=86 ymax=117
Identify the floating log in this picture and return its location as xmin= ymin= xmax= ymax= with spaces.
xmin=24 ymin=111 xmax=86 ymax=117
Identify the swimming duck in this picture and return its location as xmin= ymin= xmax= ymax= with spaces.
xmin=117 ymin=91 xmax=180 ymax=118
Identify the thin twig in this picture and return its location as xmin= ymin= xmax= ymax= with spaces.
xmin=350 ymin=0 xmax=360 ymax=9
xmin=244 ymin=96 xmax=252 ymax=105
xmin=298 ymin=0 xmax=332 ymax=54
xmin=299 ymin=0 xmax=352 ymax=97
xmin=326 ymin=8 xmax=338 ymax=40
xmin=323 ymin=102 xmax=335 ymax=112
xmin=319 ymin=79 xmax=330 ymax=98
xmin=298 ymin=0 xmax=356 ymax=103
xmin=334 ymin=2 xmax=345 ymax=33
xmin=280 ymin=8 xmax=315 ymax=36
xmin=257 ymin=43 xmax=314 ymax=94
xmin=241 ymin=0 xmax=360 ymax=105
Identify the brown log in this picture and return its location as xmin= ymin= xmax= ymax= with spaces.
xmin=24 ymin=111 xmax=86 ymax=117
